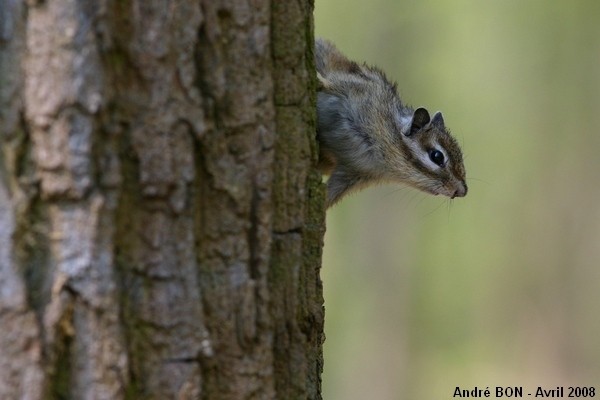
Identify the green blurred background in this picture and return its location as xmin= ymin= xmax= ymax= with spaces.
xmin=315 ymin=1 xmax=600 ymax=398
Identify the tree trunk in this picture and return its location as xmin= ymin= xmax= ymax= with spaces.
xmin=0 ymin=1 xmax=325 ymax=399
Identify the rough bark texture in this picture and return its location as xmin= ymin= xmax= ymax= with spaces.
xmin=0 ymin=1 xmax=324 ymax=399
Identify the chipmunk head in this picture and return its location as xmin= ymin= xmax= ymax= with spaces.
xmin=396 ymin=107 xmax=467 ymax=198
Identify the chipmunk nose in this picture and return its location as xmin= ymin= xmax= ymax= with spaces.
xmin=451 ymin=182 xmax=468 ymax=199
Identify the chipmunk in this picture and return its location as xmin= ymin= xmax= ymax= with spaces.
xmin=315 ymin=38 xmax=467 ymax=208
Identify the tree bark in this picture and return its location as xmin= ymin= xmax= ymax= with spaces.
xmin=0 ymin=1 xmax=324 ymax=399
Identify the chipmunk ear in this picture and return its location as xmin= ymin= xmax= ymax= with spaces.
xmin=408 ymin=107 xmax=430 ymax=136
xmin=431 ymin=111 xmax=445 ymax=129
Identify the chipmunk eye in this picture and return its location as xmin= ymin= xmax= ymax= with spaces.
xmin=428 ymin=149 xmax=445 ymax=166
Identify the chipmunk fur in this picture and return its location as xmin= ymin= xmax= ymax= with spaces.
xmin=315 ymin=38 xmax=467 ymax=208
